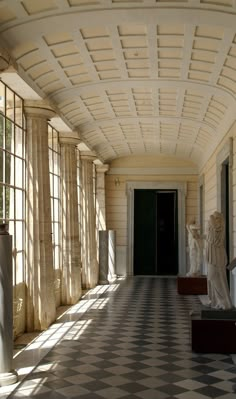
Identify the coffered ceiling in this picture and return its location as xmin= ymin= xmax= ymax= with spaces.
xmin=1 ymin=0 xmax=236 ymax=167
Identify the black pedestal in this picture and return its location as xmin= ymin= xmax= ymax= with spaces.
xmin=191 ymin=311 xmax=236 ymax=353
xmin=177 ymin=276 xmax=207 ymax=295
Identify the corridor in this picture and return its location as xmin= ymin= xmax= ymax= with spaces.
xmin=1 ymin=277 xmax=236 ymax=399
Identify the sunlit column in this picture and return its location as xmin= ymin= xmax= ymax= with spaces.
xmin=96 ymin=164 xmax=109 ymax=231
xmin=0 ymin=226 xmax=18 ymax=386
xmin=24 ymin=100 xmax=56 ymax=331
xmin=80 ymin=152 xmax=98 ymax=289
xmin=60 ymin=132 xmax=82 ymax=304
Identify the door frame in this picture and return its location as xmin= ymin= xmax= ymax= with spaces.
xmin=216 ymin=138 xmax=233 ymax=263
xmin=216 ymin=138 xmax=234 ymax=298
xmin=127 ymin=181 xmax=187 ymax=276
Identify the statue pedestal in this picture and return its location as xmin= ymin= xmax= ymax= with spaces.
xmin=177 ymin=276 xmax=207 ymax=295
xmin=99 ymin=230 xmax=116 ymax=284
xmin=191 ymin=310 xmax=236 ymax=353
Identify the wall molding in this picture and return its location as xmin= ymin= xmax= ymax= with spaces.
xmin=108 ymin=167 xmax=198 ymax=176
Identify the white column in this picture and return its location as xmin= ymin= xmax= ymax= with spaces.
xmin=96 ymin=164 xmax=109 ymax=231
xmin=60 ymin=133 xmax=82 ymax=304
xmin=24 ymin=100 xmax=56 ymax=331
xmin=80 ymin=152 xmax=98 ymax=289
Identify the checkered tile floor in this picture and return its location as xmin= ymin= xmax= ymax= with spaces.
xmin=5 ymin=277 xmax=236 ymax=398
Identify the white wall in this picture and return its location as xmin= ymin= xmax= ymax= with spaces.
xmin=106 ymin=155 xmax=199 ymax=276
xmin=200 ymin=122 xmax=236 ymax=305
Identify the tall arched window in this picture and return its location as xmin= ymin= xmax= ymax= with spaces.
xmin=48 ymin=124 xmax=61 ymax=272
xmin=0 ymin=81 xmax=26 ymax=285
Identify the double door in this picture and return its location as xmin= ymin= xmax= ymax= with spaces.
xmin=133 ymin=189 xmax=178 ymax=275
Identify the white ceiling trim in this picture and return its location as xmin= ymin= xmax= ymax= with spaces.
xmin=78 ymin=116 xmax=216 ymax=134
xmin=2 ymin=8 xmax=236 ymax=36
xmin=50 ymin=81 xmax=236 ymax=104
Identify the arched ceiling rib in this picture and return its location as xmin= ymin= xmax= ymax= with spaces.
xmin=1 ymin=1 xmax=236 ymax=167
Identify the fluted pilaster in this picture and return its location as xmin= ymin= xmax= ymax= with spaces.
xmin=60 ymin=133 xmax=82 ymax=304
xmin=96 ymin=164 xmax=109 ymax=231
xmin=81 ymin=153 xmax=98 ymax=289
xmin=24 ymin=100 xmax=56 ymax=331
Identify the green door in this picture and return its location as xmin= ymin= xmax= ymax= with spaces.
xmin=133 ymin=189 xmax=178 ymax=275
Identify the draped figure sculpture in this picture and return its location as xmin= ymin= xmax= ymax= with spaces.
xmin=205 ymin=211 xmax=232 ymax=310
xmin=186 ymin=219 xmax=202 ymax=277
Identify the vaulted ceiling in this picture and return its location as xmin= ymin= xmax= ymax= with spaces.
xmin=1 ymin=0 xmax=236 ymax=168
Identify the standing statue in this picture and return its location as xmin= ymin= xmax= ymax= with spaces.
xmin=205 ymin=211 xmax=232 ymax=310
xmin=186 ymin=219 xmax=202 ymax=277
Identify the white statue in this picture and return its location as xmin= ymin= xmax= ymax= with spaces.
xmin=186 ymin=219 xmax=202 ymax=277
xmin=205 ymin=211 xmax=232 ymax=310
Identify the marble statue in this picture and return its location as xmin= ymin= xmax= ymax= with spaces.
xmin=186 ymin=219 xmax=202 ymax=277
xmin=205 ymin=211 xmax=232 ymax=310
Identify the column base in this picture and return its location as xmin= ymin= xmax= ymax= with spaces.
xmin=0 ymin=370 xmax=18 ymax=386
xmin=108 ymin=274 xmax=117 ymax=283
xmin=99 ymin=279 xmax=109 ymax=285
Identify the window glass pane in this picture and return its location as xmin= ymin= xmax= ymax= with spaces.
xmin=6 ymin=119 xmax=13 ymax=152
xmin=0 ymin=114 xmax=3 ymax=148
xmin=15 ymin=157 xmax=23 ymax=189
xmin=53 ymin=175 xmax=59 ymax=198
xmin=54 ymin=245 xmax=60 ymax=269
xmin=5 ymin=152 xmax=13 ymax=184
xmin=0 ymin=150 xmax=3 ymax=182
xmin=15 ymin=189 xmax=23 ymax=219
xmin=54 ymin=199 xmax=59 ymax=222
xmin=48 ymin=137 xmax=53 ymax=149
xmin=15 ymin=251 xmax=24 ymax=284
xmin=50 ymin=174 xmax=53 ymax=195
xmin=15 ymin=221 xmax=23 ymax=252
xmin=0 ymin=185 xmax=3 ymax=219
xmin=54 ymin=153 xmax=59 ymax=175
xmin=5 ymin=186 xmax=10 ymax=219
xmin=15 ymin=127 xmax=23 ymax=157
xmin=53 ymin=134 xmax=58 ymax=150
xmin=50 ymin=198 xmax=54 ymax=221
xmin=6 ymin=187 xmax=14 ymax=220
xmin=48 ymin=126 xmax=52 ymax=145
xmin=49 ymin=149 xmax=53 ymax=172
xmin=15 ymin=95 xmax=23 ymax=127
xmin=54 ymin=222 xmax=59 ymax=243
xmin=0 ymin=82 xmax=5 ymax=114
xmin=6 ymin=87 xmax=14 ymax=121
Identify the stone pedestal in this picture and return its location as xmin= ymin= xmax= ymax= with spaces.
xmin=99 ymin=231 xmax=109 ymax=284
xmin=0 ymin=230 xmax=18 ymax=386
xmin=191 ymin=310 xmax=236 ymax=353
xmin=177 ymin=276 xmax=207 ymax=295
xmin=108 ymin=230 xmax=116 ymax=281
xmin=99 ymin=230 xmax=116 ymax=284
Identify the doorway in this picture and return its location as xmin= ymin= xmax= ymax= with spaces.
xmin=133 ymin=189 xmax=178 ymax=275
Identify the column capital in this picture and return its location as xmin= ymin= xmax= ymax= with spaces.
xmin=0 ymin=49 xmax=12 ymax=72
xmin=24 ymin=100 xmax=56 ymax=119
xmin=80 ymin=151 xmax=97 ymax=162
xmin=96 ymin=164 xmax=109 ymax=174
xmin=59 ymin=131 xmax=81 ymax=146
